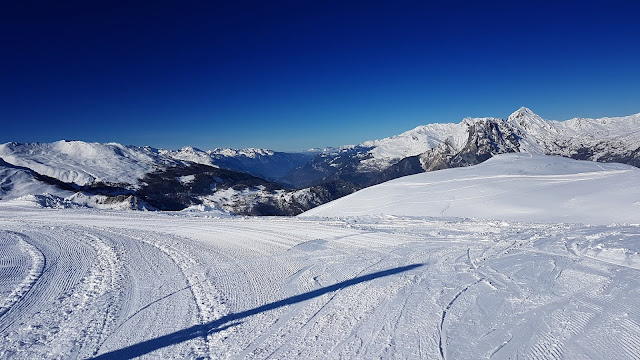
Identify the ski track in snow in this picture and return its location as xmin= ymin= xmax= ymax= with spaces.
xmin=0 ymin=209 xmax=639 ymax=359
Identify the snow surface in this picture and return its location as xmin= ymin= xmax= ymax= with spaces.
xmin=1 ymin=207 xmax=639 ymax=359
xmin=0 ymin=162 xmax=72 ymax=201
xmin=0 ymin=141 xmax=179 ymax=186
xmin=361 ymin=121 xmax=470 ymax=161
xmin=301 ymin=153 xmax=640 ymax=225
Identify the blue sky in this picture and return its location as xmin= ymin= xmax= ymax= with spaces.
xmin=2 ymin=1 xmax=639 ymax=151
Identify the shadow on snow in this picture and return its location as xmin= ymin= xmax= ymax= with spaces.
xmin=91 ymin=263 xmax=424 ymax=359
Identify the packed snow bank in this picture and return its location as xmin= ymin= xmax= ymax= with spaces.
xmin=301 ymin=154 xmax=640 ymax=225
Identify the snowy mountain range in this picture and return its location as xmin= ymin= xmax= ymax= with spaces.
xmin=0 ymin=107 xmax=638 ymax=214
xmin=285 ymin=107 xmax=640 ymax=188
xmin=0 ymin=141 xmax=354 ymax=214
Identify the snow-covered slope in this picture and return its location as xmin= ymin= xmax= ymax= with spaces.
xmin=301 ymin=154 xmax=640 ymax=225
xmin=2 ymin=207 xmax=640 ymax=359
xmin=363 ymin=107 xmax=640 ymax=167
xmin=360 ymin=121 xmax=471 ymax=164
xmin=286 ymin=107 xmax=640 ymax=188
xmin=0 ymin=159 xmax=72 ymax=200
xmin=0 ymin=141 xmax=180 ymax=186
xmin=0 ymin=141 xmax=353 ymax=215
xmin=0 ymin=158 xmax=158 ymax=210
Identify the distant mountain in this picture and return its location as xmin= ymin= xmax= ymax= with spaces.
xmin=0 ymin=107 xmax=638 ymax=214
xmin=0 ymin=141 xmax=352 ymax=214
xmin=0 ymin=140 xmax=179 ymax=186
xmin=285 ymin=107 xmax=640 ymax=188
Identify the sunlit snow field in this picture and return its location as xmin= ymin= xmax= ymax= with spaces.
xmin=1 ymin=154 xmax=640 ymax=359
xmin=1 ymin=208 xmax=639 ymax=359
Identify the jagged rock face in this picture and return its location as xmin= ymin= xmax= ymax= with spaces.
xmin=290 ymin=108 xmax=640 ymax=193
xmin=547 ymin=138 xmax=640 ymax=168
xmin=446 ymin=119 xmax=522 ymax=168
xmin=374 ymin=155 xmax=424 ymax=184
xmin=419 ymin=142 xmax=457 ymax=172
xmin=298 ymin=118 xmax=527 ymax=188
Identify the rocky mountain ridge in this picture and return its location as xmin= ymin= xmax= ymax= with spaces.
xmin=288 ymin=107 xmax=640 ymax=187
xmin=0 ymin=107 xmax=638 ymax=215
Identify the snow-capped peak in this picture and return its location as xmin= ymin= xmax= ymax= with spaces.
xmin=505 ymin=107 xmax=558 ymax=142
xmin=507 ymin=107 xmax=546 ymax=128
xmin=179 ymin=146 xmax=204 ymax=153
xmin=509 ymin=106 xmax=536 ymax=118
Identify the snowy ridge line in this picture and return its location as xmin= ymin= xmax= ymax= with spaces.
xmin=0 ymin=141 xmax=182 ymax=187
xmin=359 ymin=107 xmax=640 ymax=165
xmin=0 ymin=231 xmax=45 ymax=321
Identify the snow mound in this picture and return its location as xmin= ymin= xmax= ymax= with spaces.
xmin=300 ymin=154 xmax=640 ymax=225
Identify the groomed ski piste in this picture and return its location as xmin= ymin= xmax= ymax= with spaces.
xmin=1 ymin=154 xmax=639 ymax=359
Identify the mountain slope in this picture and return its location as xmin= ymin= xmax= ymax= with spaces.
xmin=0 ymin=142 xmax=354 ymax=215
xmin=163 ymin=147 xmax=316 ymax=185
xmin=0 ymin=158 xmax=73 ymax=200
xmin=1 ymin=107 xmax=638 ymax=214
xmin=0 ymin=140 xmax=180 ymax=187
xmin=301 ymin=153 xmax=640 ymax=225
xmin=286 ymin=108 xmax=640 ymax=188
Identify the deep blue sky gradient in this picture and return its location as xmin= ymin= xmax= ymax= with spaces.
xmin=2 ymin=1 xmax=639 ymax=151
